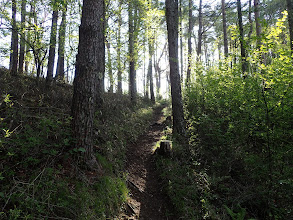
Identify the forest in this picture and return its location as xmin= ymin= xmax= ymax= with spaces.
xmin=0 ymin=0 xmax=292 ymax=219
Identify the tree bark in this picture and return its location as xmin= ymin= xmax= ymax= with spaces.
xmin=254 ymin=0 xmax=261 ymax=48
xmin=148 ymin=42 xmax=155 ymax=102
xmin=287 ymin=0 xmax=293 ymax=54
xmin=248 ymin=0 xmax=253 ymax=39
xmin=25 ymin=2 xmax=33 ymax=73
xmin=117 ymin=0 xmax=123 ymax=93
xmin=179 ymin=0 xmax=183 ymax=79
xmin=166 ymin=0 xmax=186 ymax=136
xmin=56 ymin=6 xmax=67 ymax=81
xmin=221 ymin=0 xmax=228 ymax=57
xmin=71 ymin=0 xmax=104 ymax=171
xmin=19 ymin=0 xmax=26 ymax=74
xmin=197 ymin=0 xmax=202 ymax=59
xmin=106 ymin=39 xmax=113 ymax=93
xmin=237 ymin=0 xmax=248 ymax=75
xmin=186 ymin=0 xmax=193 ymax=84
xmin=129 ymin=0 xmax=136 ymax=103
xmin=47 ymin=9 xmax=58 ymax=82
xmin=10 ymin=0 xmax=18 ymax=75
xmin=143 ymin=41 xmax=146 ymax=97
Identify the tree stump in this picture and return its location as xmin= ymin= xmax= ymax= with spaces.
xmin=155 ymin=140 xmax=172 ymax=157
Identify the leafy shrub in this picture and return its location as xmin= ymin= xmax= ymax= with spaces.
xmin=159 ymin=13 xmax=293 ymax=220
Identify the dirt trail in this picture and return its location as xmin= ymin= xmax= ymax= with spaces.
xmin=119 ymin=106 xmax=175 ymax=220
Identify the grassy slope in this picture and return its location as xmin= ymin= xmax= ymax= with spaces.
xmin=0 ymin=70 xmax=156 ymax=219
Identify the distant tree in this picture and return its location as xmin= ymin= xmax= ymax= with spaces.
xmin=166 ymin=0 xmax=186 ymax=136
xmin=287 ymin=0 xmax=293 ymax=54
xmin=55 ymin=5 xmax=67 ymax=81
xmin=128 ymin=0 xmax=136 ymax=103
xmin=146 ymin=0 xmax=155 ymax=102
xmin=71 ymin=0 xmax=104 ymax=171
xmin=10 ymin=0 xmax=18 ymax=75
xmin=154 ymin=42 xmax=166 ymax=97
xmin=186 ymin=0 xmax=193 ymax=84
xmin=221 ymin=0 xmax=228 ymax=57
xmin=197 ymin=0 xmax=203 ymax=59
xmin=254 ymin=0 xmax=262 ymax=47
xmin=237 ymin=0 xmax=248 ymax=75
xmin=106 ymin=38 xmax=113 ymax=93
xmin=117 ymin=0 xmax=123 ymax=93
xmin=148 ymin=40 xmax=155 ymax=102
xmin=248 ymin=0 xmax=253 ymax=39
xmin=24 ymin=1 xmax=34 ymax=73
xmin=47 ymin=4 xmax=59 ymax=82
xmin=18 ymin=0 xmax=26 ymax=74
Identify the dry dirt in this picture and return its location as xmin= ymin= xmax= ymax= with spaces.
xmin=118 ymin=106 xmax=176 ymax=220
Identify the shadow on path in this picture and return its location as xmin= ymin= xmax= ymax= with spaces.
xmin=119 ymin=106 xmax=176 ymax=220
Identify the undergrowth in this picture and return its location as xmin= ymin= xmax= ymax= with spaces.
xmin=157 ymin=14 xmax=293 ymax=219
xmin=0 ymin=71 xmax=155 ymax=219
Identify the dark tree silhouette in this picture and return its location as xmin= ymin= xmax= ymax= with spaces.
xmin=186 ymin=0 xmax=193 ymax=84
xmin=222 ymin=0 xmax=228 ymax=57
xmin=129 ymin=0 xmax=136 ymax=103
xmin=47 ymin=8 xmax=58 ymax=82
xmin=71 ymin=0 xmax=104 ymax=171
xmin=166 ymin=0 xmax=186 ymax=136
xmin=237 ymin=0 xmax=248 ymax=75
xmin=19 ymin=0 xmax=26 ymax=74
xmin=10 ymin=0 xmax=18 ymax=75
xmin=287 ymin=0 xmax=293 ymax=54
xmin=56 ymin=6 xmax=67 ymax=81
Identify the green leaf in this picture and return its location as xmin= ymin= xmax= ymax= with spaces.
xmin=78 ymin=148 xmax=86 ymax=152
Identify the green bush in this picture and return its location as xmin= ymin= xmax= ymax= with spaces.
xmin=159 ymin=13 xmax=293 ymax=219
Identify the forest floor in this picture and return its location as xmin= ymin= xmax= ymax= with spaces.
xmin=118 ymin=105 xmax=175 ymax=220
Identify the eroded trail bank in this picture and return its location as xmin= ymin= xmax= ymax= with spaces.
xmin=119 ymin=106 xmax=175 ymax=220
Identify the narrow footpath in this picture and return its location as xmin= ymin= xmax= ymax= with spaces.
xmin=119 ymin=106 xmax=175 ymax=220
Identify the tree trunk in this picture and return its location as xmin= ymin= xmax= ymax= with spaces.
xmin=254 ymin=0 xmax=261 ymax=48
xmin=166 ymin=0 xmax=186 ymax=136
xmin=71 ymin=0 xmax=104 ymax=171
xmin=56 ymin=7 xmax=67 ymax=81
xmin=186 ymin=0 xmax=192 ymax=84
xmin=146 ymin=57 xmax=149 ymax=98
xmin=179 ymin=0 xmax=183 ymax=79
xmin=129 ymin=0 xmax=136 ymax=103
xmin=19 ymin=0 xmax=26 ymax=74
xmin=237 ymin=0 xmax=248 ymax=76
xmin=117 ymin=0 xmax=123 ymax=93
xmin=197 ymin=0 xmax=202 ymax=59
xmin=10 ymin=0 xmax=18 ymax=75
xmin=106 ymin=39 xmax=113 ymax=93
xmin=25 ymin=2 xmax=33 ymax=73
xmin=248 ymin=0 xmax=253 ymax=39
xmin=154 ymin=48 xmax=159 ymax=97
xmin=155 ymin=66 xmax=161 ymax=98
xmin=47 ymin=9 xmax=58 ymax=82
xmin=287 ymin=0 xmax=293 ymax=54
xmin=154 ymin=42 xmax=166 ymax=97
xmin=148 ymin=42 xmax=155 ymax=102
xmin=143 ymin=42 xmax=146 ymax=97
xmin=221 ymin=0 xmax=228 ymax=57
